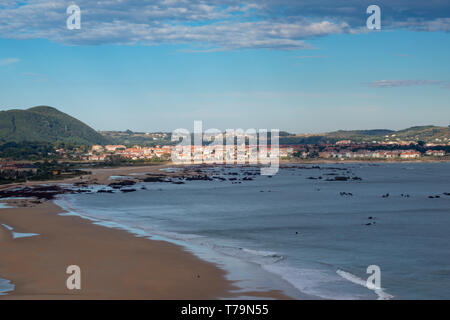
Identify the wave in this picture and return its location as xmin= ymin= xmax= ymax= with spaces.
xmin=336 ymin=269 xmax=394 ymax=300
xmin=241 ymin=248 xmax=279 ymax=257
xmin=211 ymin=245 xmax=284 ymax=265
xmin=0 ymin=278 xmax=14 ymax=296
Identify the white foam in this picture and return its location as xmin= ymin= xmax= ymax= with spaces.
xmin=12 ymin=232 xmax=39 ymax=239
xmin=0 ymin=203 xmax=12 ymax=209
xmin=1 ymin=223 xmax=13 ymax=231
xmin=241 ymin=248 xmax=278 ymax=257
xmin=336 ymin=269 xmax=394 ymax=300
xmin=264 ymin=264 xmax=363 ymax=300
xmin=108 ymin=175 xmax=131 ymax=180
xmin=210 ymin=245 xmax=284 ymax=266
xmin=0 ymin=278 xmax=14 ymax=296
xmin=1 ymin=223 xmax=39 ymax=239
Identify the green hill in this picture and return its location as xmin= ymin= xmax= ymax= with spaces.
xmin=0 ymin=106 xmax=111 ymax=145
xmin=323 ymin=126 xmax=449 ymax=143
xmin=394 ymin=126 xmax=450 ymax=141
xmin=278 ymin=126 xmax=449 ymax=145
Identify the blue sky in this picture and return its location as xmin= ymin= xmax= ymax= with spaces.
xmin=0 ymin=1 xmax=449 ymax=133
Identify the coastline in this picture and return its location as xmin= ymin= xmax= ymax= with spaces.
xmin=0 ymin=185 xmax=291 ymax=299
xmin=1 ymin=160 xmax=448 ymax=299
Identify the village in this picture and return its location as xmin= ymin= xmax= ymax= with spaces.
xmin=83 ymin=140 xmax=447 ymax=162
xmin=0 ymin=139 xmax=447 ymax=179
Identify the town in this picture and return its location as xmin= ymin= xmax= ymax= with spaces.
xmin=76 ymin=137 xmax=449 ymax=162
xmin=0 ymin=133 xmax=448 ymax=184
xmin=83 ymin=141 xmax=447 ymax=162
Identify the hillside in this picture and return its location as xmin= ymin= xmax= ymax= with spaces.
xmin=321 ymin=126 xmax=449 ymax=143
xmin=268 ymin=126 xmax=448 ymax=145
xmin=101 ymin=125 xmax=449 ymax=146
xmin=324 ymin=129 xmax=395 ymax=140
xmin=0 ymin=106 xmax=111 ymax=145
xmin=100 ymin=130 xmax=172 ymax=147
xmin=394 ymin=126 xmax=450 ymax=141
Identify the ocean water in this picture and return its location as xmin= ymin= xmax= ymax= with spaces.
xmin=0 ymin=278 xmax=14 ymax=296
xmin=55 ymin=162 xmax=450 ymax=299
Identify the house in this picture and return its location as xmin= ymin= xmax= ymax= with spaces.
xmin=426 ymin=150 xmax=446 ymax=157
xmin=336 ymin=140 xmax=352 ymax=145
xmin=91 ymin=145 xmax=104 ymax=152
xmin=89 ymin=154 xmax=108 ymax=161
xmin=104 ymin=145 xmax=126 ymax=152
xmin=319 ymin=151 xmax=331 ymax=158
xmin=279 ymin=147 xmax=294 ymax=157
xmin=400 ymin=150 xmax=421 ymax=159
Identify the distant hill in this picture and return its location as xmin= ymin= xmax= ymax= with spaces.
xmin=394 ymin=126 xmax=450 ymax=141
xmin=0 ymin=106 xmax=111 ymax=145
xmin=279 ymin=126 xmax=449 ymax=144
xmin=322 ymin=126 xmax=449 ymax=143
xmin=102 ymin=125 xmax=449 ymax=146
xmin=326 ymin=129 xmax=395 ymax=139
xmin=100 ymin=130 xmax=172 ymax=147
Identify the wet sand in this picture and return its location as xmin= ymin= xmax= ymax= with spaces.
xmin=0 ymin=199 xmax=290 ymax=299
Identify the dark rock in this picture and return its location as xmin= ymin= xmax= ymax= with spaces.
xmin=142 ymin=176 xmax=166 ymax=182
xmin=0 ymin=185 xmax=70 ymax=200
xmin=185 ymin=175 xmax=213 ymax=181
xmin=108 ymin=180 xmax=136 ymax=188
xmin=97 ymin=189 xmax=114 ymax=193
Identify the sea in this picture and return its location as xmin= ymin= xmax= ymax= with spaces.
xmin=2 ymin=162 xmax=450 ymax=299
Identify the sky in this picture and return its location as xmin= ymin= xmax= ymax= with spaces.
xmin=0 ymin=0 xmax=449 ymax=133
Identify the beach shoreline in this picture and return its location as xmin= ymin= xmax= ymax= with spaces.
xmin=0 ymin=191 xmax=291 ymax=299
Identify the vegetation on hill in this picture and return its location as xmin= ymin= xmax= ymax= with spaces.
xmin=0 ymin=106 xmax=112 ymax=145
xmin=100 ymin=130 xmax=173 ymax=147
xmin=280 ymin=126 xmax=449 ymax=145
xmin=0 ymin=160 xmax=87 ymax=185
xmin=101 ymin=125 xmax=449 ymax=146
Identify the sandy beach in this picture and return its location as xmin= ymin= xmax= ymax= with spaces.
xmin=0 ymin=168 xmax=291 ymax=299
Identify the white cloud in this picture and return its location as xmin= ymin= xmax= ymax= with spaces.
xmin=0 ymin=58 xmax=20 ymax=66
xmin=367 ymin=80 xmax=445 ymax=88
xmin=297 ymin=55 xmax=327 ymax=59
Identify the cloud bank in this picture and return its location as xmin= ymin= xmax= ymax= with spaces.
xmin=0 ymin=0 xmax=448 ymax=50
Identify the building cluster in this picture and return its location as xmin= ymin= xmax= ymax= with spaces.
xmin=85 ymin=141 xmax=447 ymax=162
xmin=88 ymin=144 xmax=295 ymax=161
xmin=315 ymin=140 xmax=447 ymax=159
xmin=0 ymin=162 xmax=37 ymax=172
xmin=88 ymin=145 xmax=173 ymax=161
xmin=318 ymin=150 xmax=424 ymax=159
